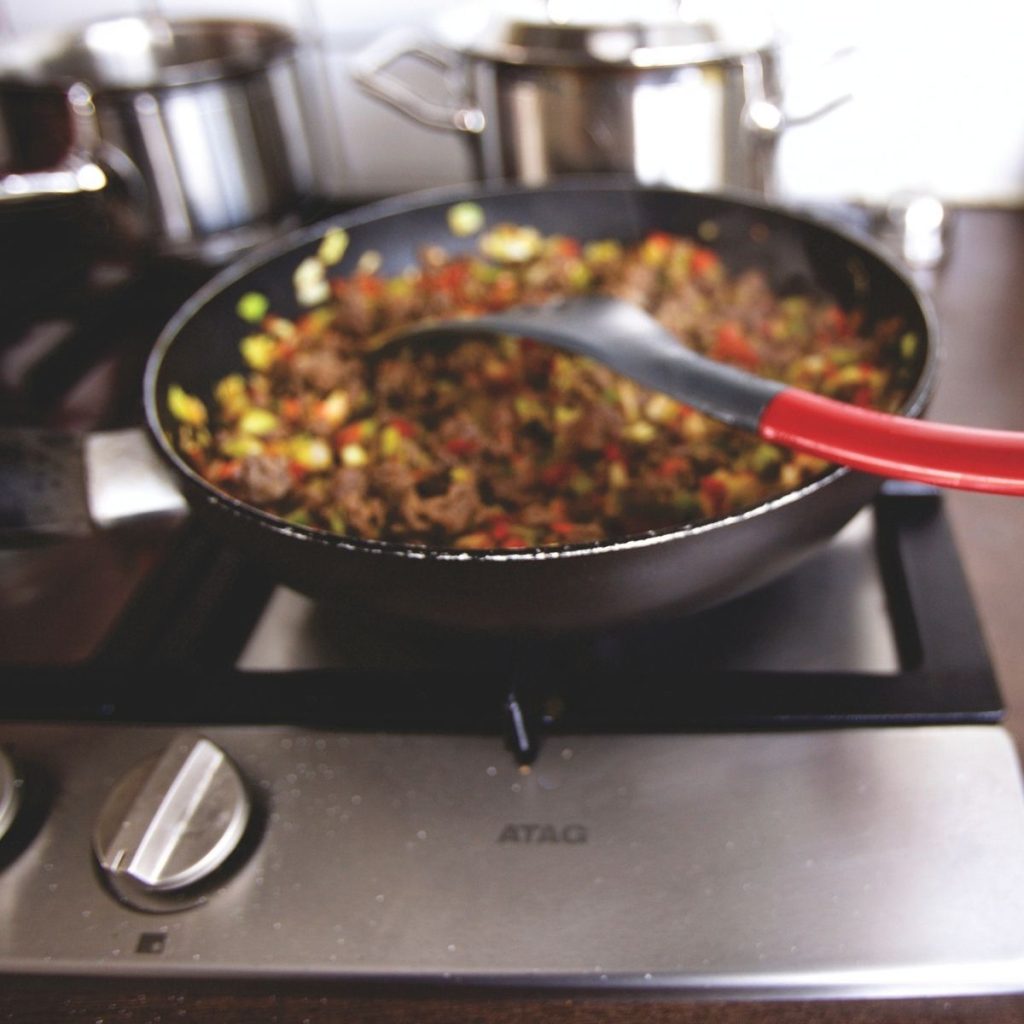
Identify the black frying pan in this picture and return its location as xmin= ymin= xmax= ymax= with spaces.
xmin=145 ymin=180 xmax=936 ymax=631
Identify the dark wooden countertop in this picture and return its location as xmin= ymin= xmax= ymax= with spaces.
xmin=4 ymin=208 xmax=1024 ymax=1024
xmin=926 ymin=210 xmax=1024 ymax=753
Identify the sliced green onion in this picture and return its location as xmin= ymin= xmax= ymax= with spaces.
xmin=565 ymin=261 xmax=592 ymax=290
xmin=167 ymin=384 xmax=208 ymax=426
xmin=569 ymin=471 xmax=595 ymax=496
xmin=622 ymin=421 xmax=656 ymax=443
xmin=480 ymin=224 xmax=542 ymax=264
xmin=379 ymin=424 xmax=403 ymax=456
xmin=220 ymin=434 xmax=265 ymax=458
xmin=514 ymin=395 xmax=546 ymax=422
xmin=583 ymin=239 xmax=622 ymax=264
xmin=447 ymin=202 xmax=485 ymax=237
xmin=325 ymin=509 xmax=346 ymax=534
xmin=356 ymin=249 xmax=382 ymax=275
xmin=608 ymin=462 xmax=629 ymax=489
xmin=293 ymin=256 xmax=329 ymax=307
xmin=341 ymin=443 xmax=369 ymax=467
xmin=750 ymin=443 xmax=783 ymax=476
xmin=314 ymin=390 xmax=351 ymax=427
xmin=239 ymin=408 xmax=279 ymax=436
xmin=240 ymin=334 xmax=278 ymax=371
xmin=290 ymin=435 xmax=333 ymax=471
xmin=318 ymin=227 xmax=349 ymax=266
xmin=236 ymin=291 xmax=269 ymax=324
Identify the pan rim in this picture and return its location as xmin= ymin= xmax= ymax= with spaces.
xmin=144 ymin=177 xmax=939 ymax=564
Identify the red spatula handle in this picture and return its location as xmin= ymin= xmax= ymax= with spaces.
xmin=759 ymin=388 xmax=1024 ymax=496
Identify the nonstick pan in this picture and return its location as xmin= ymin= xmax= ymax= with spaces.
xmin=145 ymin=180 xmax=936 ymax=631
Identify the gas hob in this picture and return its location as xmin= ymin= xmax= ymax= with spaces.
xmin=2 ymin=203 xmax=1024 ymax=1001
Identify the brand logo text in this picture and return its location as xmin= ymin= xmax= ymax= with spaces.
xmin=497 ymin=823 xmax=588 ymax=844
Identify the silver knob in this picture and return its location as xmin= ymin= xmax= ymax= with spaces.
xmin=93 ymin=733 xmax=250 ymax=912
xmin=0 ymin=747 xmax=20 ymax=845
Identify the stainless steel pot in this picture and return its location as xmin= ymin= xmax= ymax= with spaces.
xmin=0 ymin=16 xmax=314 ymax=263
xmin=353 ymin=2 xmax=848 ymax=196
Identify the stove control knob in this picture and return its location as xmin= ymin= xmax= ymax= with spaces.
xmin=93 ymin=733 xmax=250 ymax=912
xmin=0 ymin=747 xmax=20 ymax=846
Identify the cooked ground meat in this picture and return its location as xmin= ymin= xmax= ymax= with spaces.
xmin=238 ymin=453 xmax=292 ymax=505
xmin=169 ymin=217 xmax=919 ymax=550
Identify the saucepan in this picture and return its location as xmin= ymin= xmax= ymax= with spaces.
xmin=0 ymin=15 xmax=314 ymax=264
xmin=353 ymin=1 xmax=852 ymax=195
xmin=129 ymin=179 xmax=949 ymax=631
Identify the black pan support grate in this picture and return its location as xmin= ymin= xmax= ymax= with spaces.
xmin=1 ymin=482 xmax=1004 ymax=763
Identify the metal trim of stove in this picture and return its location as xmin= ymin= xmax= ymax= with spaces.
xmin=2 ymin=722 xmax=1024 ymax=999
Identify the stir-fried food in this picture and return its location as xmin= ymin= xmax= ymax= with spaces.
xmin=169 ymin=209 xmax=919 ymax=549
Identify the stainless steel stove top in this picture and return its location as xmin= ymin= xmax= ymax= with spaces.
xmin=2 ymin=721 xmax=1024 ymax=998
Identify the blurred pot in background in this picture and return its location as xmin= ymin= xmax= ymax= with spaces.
xmin=352 ymin=0 xmax=851 ymax=196
xmin=0 ymin=16 xmax=315 ymax=265
xmin=0 ymin=79 xmax=121 ymax=324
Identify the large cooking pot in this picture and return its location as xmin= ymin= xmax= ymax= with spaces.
xmin=142 ymin=180 xmax=936 ymax=632
xmin=352 ymin=2 xmax=849 ymax=194
xmin=0 ymin=16 xmax=314 ymax=263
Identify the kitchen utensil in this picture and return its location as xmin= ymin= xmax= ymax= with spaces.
xmin=376 ymin=295 xmax=1024 ymax=495
xmin=353 ymin=1 xmax=850 ymax=194
xmin=139 ymin=180 xmax=937 ymax=630
xmin=0 ymin=16 xmax=314 ymax=263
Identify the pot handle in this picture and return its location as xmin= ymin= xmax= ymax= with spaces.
xmin=0 ymin=83 xmax=111 ymax=204
xmin=780 ymin=45 xmax=856 ymax=129
xmin=743 ymin=46 xmax=855 ymax=139
xmin=351 ymin=29 xmax=485 ymax=134
xmin=0 ymin=428 xmax=187 ymax=543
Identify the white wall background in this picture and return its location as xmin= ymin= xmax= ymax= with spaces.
xmin=2 ymin=0 xmax=1022 ymax=207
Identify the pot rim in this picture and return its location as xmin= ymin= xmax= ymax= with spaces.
xmin=0 ymin=16 xmax=298 ymax=94
xmin=432 ymin=2 xmax=776 ymax=69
